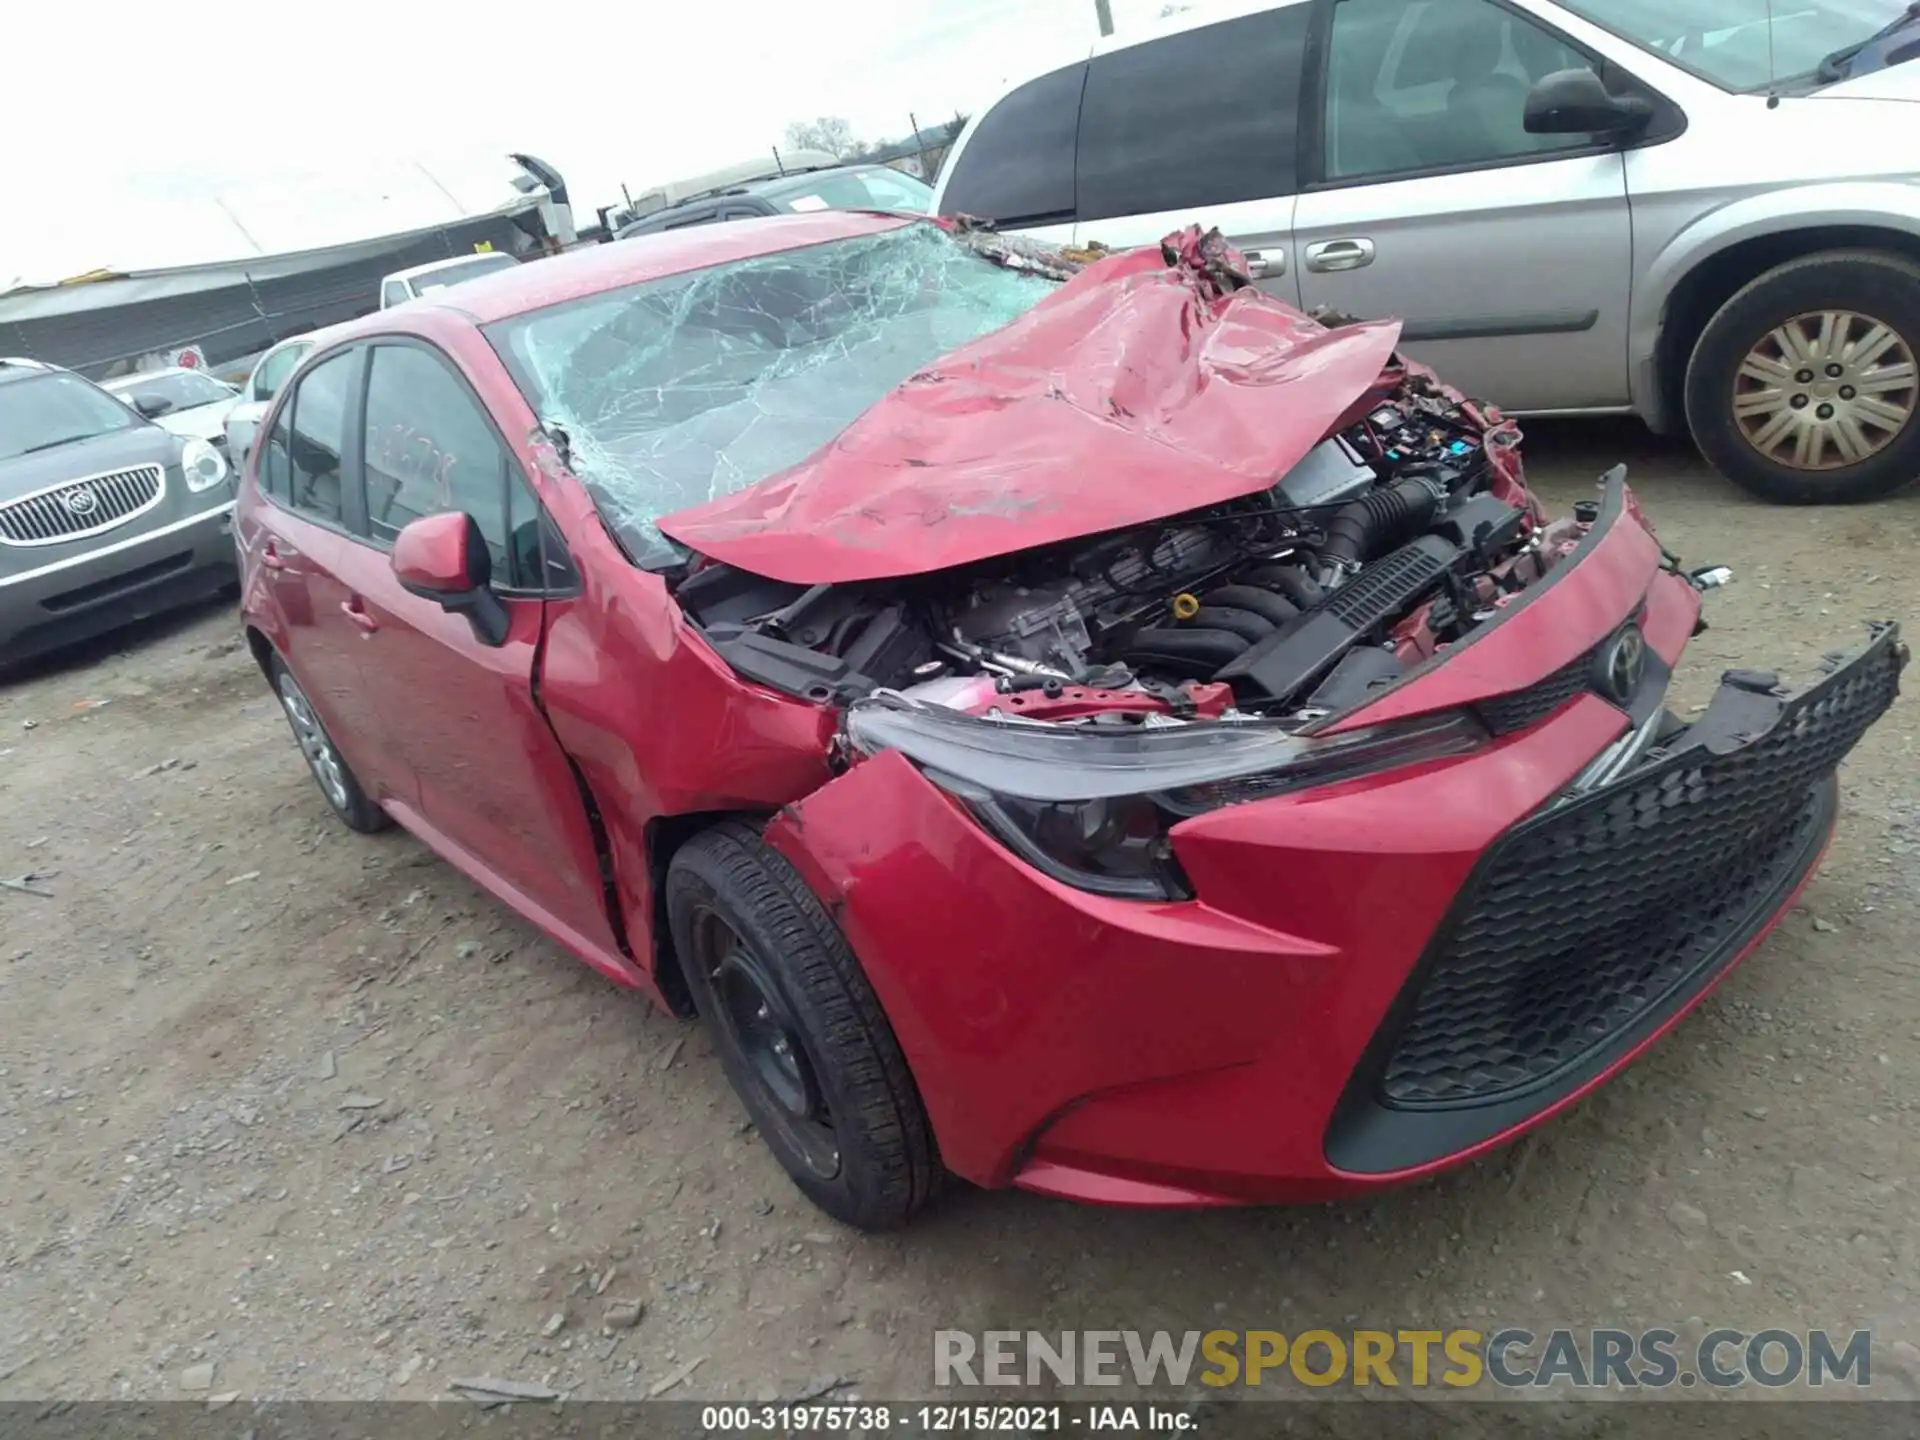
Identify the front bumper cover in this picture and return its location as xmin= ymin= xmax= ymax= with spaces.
xmin=1326 ymin=621 xmax=1905 ymax=1175
xmin=768 ymin=597 xmax=1902 ymax=1205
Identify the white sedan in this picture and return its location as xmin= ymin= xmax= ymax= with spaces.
xmin=102 ymin=368 xmax=243 ymax=453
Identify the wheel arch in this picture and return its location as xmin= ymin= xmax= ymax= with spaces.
xmin=1633 ymin=192 xmax=1920 ymax=434
xmin=644 ymin=808 xmax=775 ymax=1018
xmin=243 ymin=623 xmax=277 ymax=681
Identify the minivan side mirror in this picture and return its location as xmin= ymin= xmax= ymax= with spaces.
xmin=1523 ymin=68 xmax=1654 ymax=136
xmin=392 ymin=511 xmax=510 ymax=647
xmin=132 ymin=393 xmax=174 ymax=419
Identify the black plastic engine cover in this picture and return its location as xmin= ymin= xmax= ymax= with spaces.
xmin=1215 ymin=534 xmax=1461 ymax=701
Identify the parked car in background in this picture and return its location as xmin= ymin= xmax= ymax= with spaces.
xmin=615 ymin=164 xmax=934 ymax=237
xmin=379 ymin=251 xmax=522 ymax=309
xmin=103 ymin=368 xmax=243 ymax=452
xmin=934 ymin=0 xmax=1920 ymax=505
xmin=1 ymin=357 xmax=235 ymax=665
xmin=233 ymin=214 xmax=1901 ymax=1228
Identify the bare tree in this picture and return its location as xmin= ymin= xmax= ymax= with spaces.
xmin=783 ymin=117 xmax=859 ymax=159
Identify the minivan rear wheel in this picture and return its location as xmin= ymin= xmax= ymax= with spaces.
xmin=665 ymin=821 xmax=940 ymax=1229
xmin=1685 ymin=250 xmax=1920 ymax=505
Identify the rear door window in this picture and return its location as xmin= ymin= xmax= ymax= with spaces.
xmin=937 ymin=61 xmax=1087 ymax=225
xmin=284 ymin=351 xmax=356 ymax=525
xmin=1075 ymin=7 xmax=1312 ymax=223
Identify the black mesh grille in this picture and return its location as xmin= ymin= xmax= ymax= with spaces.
xmin=1377 ymin=631 xmax=1903 ymax=1109
xmin=1477 ymin=648 xmax=1595 ymax=736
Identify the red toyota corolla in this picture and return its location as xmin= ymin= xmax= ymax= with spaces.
xmin=236 ymin=212 xmax=1903 ymax=1228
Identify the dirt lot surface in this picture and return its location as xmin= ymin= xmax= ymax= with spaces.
xmin=2 ymin=418 xmax=1918 ymax=1409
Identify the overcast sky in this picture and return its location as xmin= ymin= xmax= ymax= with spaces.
xmin=7 ymin=0 xmax=1168 ymax=286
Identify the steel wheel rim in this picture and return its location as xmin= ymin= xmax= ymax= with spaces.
xmin=690 ymin=905 xmax=841 ymax=1180
xmin=1732 ymin=309 xmax=1918 ymax=471
xmin=278 ymin=672 xmax=350 ymax=811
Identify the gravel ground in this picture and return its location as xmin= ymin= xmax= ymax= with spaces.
xmin=1 ymin=418 xmax=1917 ymax=1407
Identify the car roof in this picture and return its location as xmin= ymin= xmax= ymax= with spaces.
xmin=339 ymin=210 xmax=918 ymax=332
xmin=386 ymin=252 xmax=519 ymax=283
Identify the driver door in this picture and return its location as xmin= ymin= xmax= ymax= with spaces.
xmin=337 ymin=338 xmax=626 ymax=964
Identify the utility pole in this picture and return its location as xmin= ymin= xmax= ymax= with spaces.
xmin=1094 ymin=0 xmax=1113 ymax=35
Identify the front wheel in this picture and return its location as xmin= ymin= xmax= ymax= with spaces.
xmin=1685 ymin=250 xmax=1920 ymax=505
xmin=665 ymin=822 xmax=940 ymax=1229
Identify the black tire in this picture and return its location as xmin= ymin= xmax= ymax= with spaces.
xmin=267 ymin=654 xmax=390 ymax=833
xmin=1685 ymin=249 xmax=1920 ymax=505
xmin=665 ymin=821 xmax=939 ymax=1229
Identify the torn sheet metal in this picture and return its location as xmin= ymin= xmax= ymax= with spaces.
xmin=659 ymin=225 xmax=1402 ymax=584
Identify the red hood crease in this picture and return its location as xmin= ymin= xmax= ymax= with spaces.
xmin=657 ymin=236 xmax=1404 ymax=584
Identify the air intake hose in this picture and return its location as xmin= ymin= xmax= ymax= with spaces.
xmin=1317 ymin=478 xmax=1442 ymax=583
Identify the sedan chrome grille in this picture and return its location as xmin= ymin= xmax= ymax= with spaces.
xmin=0 ymin=465 xmax=166 ymax=547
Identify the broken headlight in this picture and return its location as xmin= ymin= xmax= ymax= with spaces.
xmin=844 ymin=701 xmax=1487 ymax=900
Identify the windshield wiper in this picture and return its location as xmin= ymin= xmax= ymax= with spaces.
xmin=1817 ymin=1 xmax=1920 ymax=81
xmin=13 ymin=433 xmax=96 ymax=456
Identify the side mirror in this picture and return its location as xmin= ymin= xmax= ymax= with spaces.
xmin=1523 ymin=67 xmax=1653 ymax=136
xmin=132 ymin=393 xmax=174 ymax=419
xmin=392 ymin=511 xmax=510 ymax=647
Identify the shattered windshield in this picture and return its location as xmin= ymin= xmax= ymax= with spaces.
xmin=482 ymin=222 xmax=1059 ymax=567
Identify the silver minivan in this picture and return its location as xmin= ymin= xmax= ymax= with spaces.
xmin=932 ymin=0 xmax=1920 ymax=504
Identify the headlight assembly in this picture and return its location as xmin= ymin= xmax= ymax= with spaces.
xmin=180 ymin=436 xmax=229 ymax=492
xmin=845 ymin=700 xmax=1487 ymax=900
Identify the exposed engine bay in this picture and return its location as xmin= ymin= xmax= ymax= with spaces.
xmin=671 ymin=376 xmax=1586 ymax=726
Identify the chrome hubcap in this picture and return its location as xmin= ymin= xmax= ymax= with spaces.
xmin=1732 ymin=310 xmax=1918 ymax=471
xmin=278 ymin=672 xmax=350 ymax=811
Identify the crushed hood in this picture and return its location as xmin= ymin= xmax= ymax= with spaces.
xmin=656 ymin=232 xmax=1403 ymax=584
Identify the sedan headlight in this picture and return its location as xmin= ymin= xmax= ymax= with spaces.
xmin=844 ymin=700 xmax=1487 ymax=899
xmin=181 ymin=436 xmax=229 ymax=492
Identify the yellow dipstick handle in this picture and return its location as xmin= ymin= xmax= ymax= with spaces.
xmin=1171 ymin=592 xmax=1201 ymax=621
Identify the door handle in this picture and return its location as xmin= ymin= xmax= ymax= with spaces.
xmin=341 ymin=598 xmax=380 ymax=633
xmin=1243 ymin=248 xmax=1285 ymax=279
xmin=260 ymin=542 xmax=287 ymax=572
xmin=1305 ymin=238 xmax=1376 ymax=273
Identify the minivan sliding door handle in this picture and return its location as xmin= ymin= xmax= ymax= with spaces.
xmin=1242 ymin=249 xmax=1285 ymax=279
xmin=1305 ymin=238 xmax=1376 ymax=272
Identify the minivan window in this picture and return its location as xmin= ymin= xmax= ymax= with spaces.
xmin=1323 ymin=0 xmax=1598 ymax=180
xmin=938 ymin=61 xmax=1087 ymax=224
xmin=1076 ymin=7 xmax=1310 ymax=224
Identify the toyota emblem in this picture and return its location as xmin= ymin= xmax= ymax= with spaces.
xmin=1593 ymin=623 xmax=1647 ymax=705
xmin=61 ymin=487 xmax=99 ymax=517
